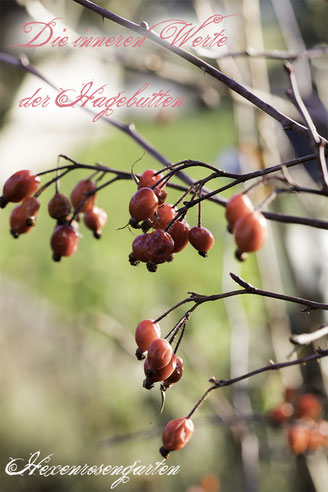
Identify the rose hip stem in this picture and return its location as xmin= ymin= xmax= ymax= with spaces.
xmin=254 ymin=191 xmax=278 ymax=211
xmin=34 ymin=169 xmax=71 ymax=198
xmin=69 ymin=176 xmax=119 ymax=222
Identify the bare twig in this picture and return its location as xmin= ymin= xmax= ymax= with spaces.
xmin=285 ymin=62 xmax=328 ymax=189
xmin=71 ymin=0 xmax=328 ymax=143
xmin=186 ymin=348 xmax=328 ymax=419
xmin=215 ymin=47 xmax=328 ymax=61
xmin=289 ymin=325 xmax=328 ymax=346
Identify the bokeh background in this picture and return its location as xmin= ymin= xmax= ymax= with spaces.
xmin=0 ymin=1 xmax=327 ymax=491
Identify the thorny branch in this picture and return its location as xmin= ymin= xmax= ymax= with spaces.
xmin=187 ymin=348 xmax=328 ymax=419
xmin=156 ymin=273 xmax=328 ymax=329
xmin=285 ymin=62 xmax=328 ymax=189
xmin=72 ymin=0 xmax=327 ymax=143
xmin=215 ymin=46 xmax=328 ymax=61
xmin=35 ymin=154 xmax=328 ymax=230
xmin=1 ymin=50 xmax=328 ymax=229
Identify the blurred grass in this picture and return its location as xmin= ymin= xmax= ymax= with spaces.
xmin=0 ymin=106 xmax=284 ymax=492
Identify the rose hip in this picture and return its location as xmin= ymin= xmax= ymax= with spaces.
xmin=21 ymin=196 xmax=40 ymax=226
xmin=10 ymin=205 xmax=33 ymax=237
xmin=269 ymin=403 xmax=294 ymax=425
xmin=132 ymin=234 xmax=151 ymax=263
xmin=138 ymin=169 xmax=165 ymax=189
xmin=154 ymin=187 xmax=167 ymax=206
xmin=84 ymin=206 xmax=107 ymax=238
xmin=296 ymin=394 xmax=322 ymax=420
xmin=143 ymin=354 xmax=177 ymax=384
xmin=51 ymin=224 xmax=79 ymax=261
xmin=48 ymin=193 xmax=71 ymax=221
xmin=163 ymin=356 xmax=184 ymax=388
xmin=225 ymin=193 xmax=254 ymax=231
xmin=189 ymin=226 xmax=214 ymax=257
xmin=147 ymin=338 xmax=173 ymax=370
xmin=234 ymin=211 xmax=267 ymax=256
xmin=71 ymin=180 xmax=96 ymax=213
xmin=160 ymin=417 xmax=194 ymax=458
xmin=129 ymin=187 xmax=159 ymax=222
xmin=169 ymin=220 xmax=190 ymax=253
xmin=146 ymin=230 xmax=175 ymax=268
xmin=149 ymin=203 xmax=177 ymax=230
xmin=288 ymin=424 xmax=310 ymax=455
xmin=1 ymin=170 xmax=40 ymax=208
xmin=135 ymin=319 xmax=161 ymax=353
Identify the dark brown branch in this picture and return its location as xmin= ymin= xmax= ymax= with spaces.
xmin=155 ymin=276 xmax=328 ymax=336
xmin=215 ymin=47 xmax=328 ymax=61
xmin=0 ymin=53 xmax=170 ymax=168
xmin=187 ymin=348 xmax=328 ymax=419
xmin=285 ymin=62 xmax=328 ymax=189
xmin=72 ymin=0 xmax=327 ymax=143
xmin=1 ymin=55 xmax=327 ymax=229
xmin=230 ymin=273 xmax=328 ymax=311
xmin=37 ymin=154 xmax=328 ymax=230
xmin=211 ymin=349 xmax=328 ymax=388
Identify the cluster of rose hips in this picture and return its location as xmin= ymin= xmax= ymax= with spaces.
xmin=0 ymin=169 xmax=107 ymax=261
xmin=225 ymin=192 xmax=268 ymax=261
xmin=268 ymin=389 xmax=328 ymax=455
xmin=135 ymin=317 xmax=194 ymax=457
xmin=128 ymin=169 xmax=215 ymax=272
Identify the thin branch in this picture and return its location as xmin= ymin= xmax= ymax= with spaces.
xmin=38 ymin=155 xmax=328 ymax=230
xmin=154 ymin=275 xmax=328 ymax=338
xmin=186 ymin=348 xmax=328 ymax=419
xmin=215 ymin=47 xmax=328 ymax=61
xmin=210 ymin=349 xmax=328 ymax=388
xmin=72 ymin=0 xmax=327 ymax=143
xmin=0 ymin=53 xmax=170 ymax=168
xmin=289 ymin=325 xmax=328 ymax=346
xmin=2 ymin=54 xmax=328 ymax=229
xmin=229 ymin=273 xmax=328 ymax=311
xmin=285 ymin=62 xmax=328 ymax=189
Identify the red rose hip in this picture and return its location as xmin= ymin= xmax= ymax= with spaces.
xmin=163 ymin=356 xmax=184 ymax=388
xmin=154 ymin=187 xmax=167 ymax=206
xmin=51 ymin=224 xmax=79 ymax=261
xmin=269 ymin=403 xmax=294 ymax=425
xmin=138 ymin=169 xmax=165 ymax=189
xmin=10 ymin=205 xmax=33 ymax=237
xmin=1 ymin=170 xmax=40 ymax=208
xmin=234 ymin=211 xmax=267 ymax=255
xmin=149 ymin=203 xmax=177 ymax=230
xmin=169 ymin=220 xmax=190 ymax=253
xmin=131 ymin=234 xmax=151 ymax=263
xmin=189 ymin=226 xmax=214 ymax=257
xmin=296 ymin=394 xmax=322 ymax=420
xmin=288 ymin=424 xmax=310 ymax=455
xmin=84 ymin=206 xmax=107 ymax=238
xmin=135 ymin=319 xmax=161 ymax=353
xmin=48 ymin=193 xmax=71 ymax=221
xmin=225 ymin=193 xmax=254 ymax=231
xmin=147 ymin=338 xmax=173 ymax=370
xmin=160 ymin=417 xmax=194 ymax=458
xmin=70 ymin=180 xmax=96 ymax=213
xmin=143 ymin=354 xmax=177 ymax=386
xmin=21 ymin=196 xmax=40 ymax=226
xmin=146 ymin=230 xmax=175 ymax=269
xmin=129 ymin=187 xmax=159 ymax=222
